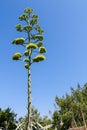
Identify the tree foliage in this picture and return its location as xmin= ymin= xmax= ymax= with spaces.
xmin=19 ymin=106 xmax=52 ymax=130
xmin=0 ymin=108 xmax=17 ymax=130
xmin=52 ymin=83 xmax=87 ymax=130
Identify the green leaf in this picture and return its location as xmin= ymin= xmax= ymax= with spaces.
xmin=32 ymin=14 xmax=38 ymax=19
xmin=30 ymin=15 xmax=38 ymax=25
xmin=16 ymin=24 xmax=22 ymax=32
xmin=39 ymin=47 xmax=46 ymax=53
xmin=24 ymin=50 xmax=29 ymax=56
xmin=19 ymin=14 xmax=29 ymax=21
xmin=26 ymin=43 xmax=37 ymax=49
xmin=36 ymin=24 xmax=40 ymax=30
xmin=23 ymin=25 xmax=33 ymax=31
xmin=23 ymin=58 xmax=29 ymax=62
xmin=24 ymin=8 xmax=33 ymax=13
xmin=37 ymin=42 xmax=43 ymax=47
xmin=24 ymin=64 xmax=29 ymax=69
xmin=12 ymin=52 xmax=22 ymax=60
xmin=33 ymin=35 xmax=44 ymax=41
xmin=12 ymin=38 xmax=25 ymax=45
xmin=35 ymin=25 xmax=44 ymax=34
xmin=32 ymin=55 xmax=46 ymax=62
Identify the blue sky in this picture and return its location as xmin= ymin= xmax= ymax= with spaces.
xmin=0 ymin=0 xmax=87 ymax=119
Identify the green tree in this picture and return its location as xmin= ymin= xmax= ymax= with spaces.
xmin=41 ymin=116 xmax=52 ymax=127
xmin=0 ymin=108 xmax=17 ymax=130
xmin=12 ymin=8 xmax=46 ymax=130
xmin=19 ymin=107 xmax=52 ymax=130
xmin=20 ymin=106 xmax=42 ymax=130
xmin=53 ymin=83 xmax=87 ymax=130
xmin=70 ymin=84 xmax=87 ymax=127
xmin=52 ymin=110 xmax=61 ymax=129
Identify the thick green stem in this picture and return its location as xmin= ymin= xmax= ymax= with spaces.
xmin=27 ymin=63 xmax=32 ymax=130
xmin=27 ymin=28 xmax=32 ymax=130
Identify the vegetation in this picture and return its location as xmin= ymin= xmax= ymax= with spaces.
xmin=18 ymin=106 xmax=52 ymax=130
xmin=0 ymin=108 xmax=17 ymax=130
xmin=52 ymin=83 xmax=87 ymax=130
xmin=1 ymin=7 xmax=87 ymax=130
xmin=1 ymin=84 xmax=87 ymax=130
xmin=12 ymin=7 xmax=46 ymax=130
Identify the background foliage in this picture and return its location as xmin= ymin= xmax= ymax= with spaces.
xmin=52 ymin=83 xmax=87 ymax=130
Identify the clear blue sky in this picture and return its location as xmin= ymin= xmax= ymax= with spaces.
xmin=0 ymin=0 xmax=87 ymax=119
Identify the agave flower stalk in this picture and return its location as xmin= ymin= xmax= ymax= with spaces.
xmin=12 ymin=8 xmax=46 ymax=130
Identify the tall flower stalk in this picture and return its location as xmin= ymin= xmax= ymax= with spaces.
xmin=12 ymin=8 xmax=46 ymax=130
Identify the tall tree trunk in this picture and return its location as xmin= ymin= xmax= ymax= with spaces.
xmin=27 ymin=65 xmax=32 ymax=130
xmin=81 ymin=109 xmax=87 ymax=129
xmin=73 ymin=118 xmax=77 ymax=128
